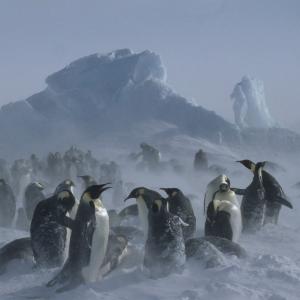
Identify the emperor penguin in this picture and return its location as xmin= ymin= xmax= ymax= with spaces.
xmin=0 ymin=179 xmax=16 ymax=227
xmin=237 ymin=160 xmax=292 ymax=225
xmin=24 ymin=182 xmax=45 ymax=221
xmin=239 ymin=161 xmax=267 ymax=232
xmin=47 ymin=184 xmax=111 ymax=291
xmin=204 ymin=175 xmax=242 ymax=242
xmin=160 ymin=188 xmax=196 ymax=240
xmin=144 ymin=197 xmax=186 ymax=278
xmin=124 ymin=187 xmax=162 ymax=237
xmin=30 ymin=190 xmax=75 ymax=268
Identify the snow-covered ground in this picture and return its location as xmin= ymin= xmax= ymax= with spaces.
xmin=1 ymin=149 xmax=300 ymax=300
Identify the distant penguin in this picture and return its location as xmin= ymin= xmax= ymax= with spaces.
xmin=24 ymin=182 xmax=45 ymax=221
xmin=30 ymin=190 xmax=75 ymax=268
xmin=0 ymin=179 xmax=16 ymax=227
xmin=47 ymin=184 xmax=111 ymax=291
xmin=15 ymin=207 xmax=29 ymax=231
xmin=144 ymin=197 xmax=186 ymax=278
xmin=124 ymin=187 xmax=162 ymax=236
xmin=160 ymin=188 xmax=196 ymax=240
xmin=238 ymin=161 xmax=267 ymax=232
xmin=204 ymin=175 xmax=242 ymax=242
xmin=78 ymin=175 xmax=97 ymax=189
xmin=238 ymin=160 xmax=292 ymax=225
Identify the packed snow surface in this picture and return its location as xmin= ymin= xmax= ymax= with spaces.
xmin=1 ymin=148 xmax=300 ymax=300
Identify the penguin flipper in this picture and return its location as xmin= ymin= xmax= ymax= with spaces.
xmin=274 ymin=196 xmax=293 ymax=209
xmin=178 ymin=217 xmax=189 ymax=227
xmin=231 ymin=188 xmax=246 ymax=195
xmin=57 ymin=215 xmax=76 ymax=230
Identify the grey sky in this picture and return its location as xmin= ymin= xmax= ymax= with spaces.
xmin=0 ymin=0 xmax=299 ymax=129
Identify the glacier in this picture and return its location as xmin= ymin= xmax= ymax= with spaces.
xmin=231 ymin=76 xmax=276 ymax=129
xmin=0 ymin=49 xmax=299 ymax=159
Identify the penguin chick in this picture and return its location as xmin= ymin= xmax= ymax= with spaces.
xmin=0 ymin=179 xmax=16 ymax=227
xmin=24 ymin=182 xmax=45 ymax=221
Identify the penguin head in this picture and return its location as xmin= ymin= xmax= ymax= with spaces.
xmin=124 ymin=187 xmax=162 ymax=209
xmin=124 ymin=187 xmax=145 ymax=201
xmin=160 ymin=188 xmax=181 ymax=198
xmin=237 ymin=160 xmax=256 ymax=173
xmin=219 ymin=176 xmax=231 ymax=192
xmin=81 ymin=184 xmax=111 ymax=208
xmin=31 ymin=182 xmax=45 ymax=190
xmin=57 ymin=190 xmax=75 ymax=212
xmin=55 ymin=179 xmax=75 ymax=195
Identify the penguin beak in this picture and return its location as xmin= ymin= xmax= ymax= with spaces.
xmin=236 ymin=160 xmax=256 ymax=173
xmin=37 ymin=183 xmax=45 ymax=190
xmin=124 ymin=195 xmax=132 ymax=202
xmin=99 ymin=183 xmax=111 ymax=188
xmin=99 ymin=183 xmax=112 ymax=196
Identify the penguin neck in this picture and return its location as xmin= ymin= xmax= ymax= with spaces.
xmin=136 ymin=196 xmax=149 ymax=237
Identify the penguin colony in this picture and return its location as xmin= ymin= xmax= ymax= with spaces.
xmin=0 ymin=147 xmax=294 ymax=292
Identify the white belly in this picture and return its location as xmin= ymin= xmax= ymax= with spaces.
xmin=136 ymin=196 xmax=149 ymax=237
xmin=64 ymin=201 xmax=79 ymax=262
xmin=204 ymin=174 xmax=229 ymax=213
xmin=214 ymin=190 xmax=240 ymax=207
xmin=214 ymin=200 xmax=242 ymax=243
xmin=81 ymin=207 xmax=109 ymax=283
